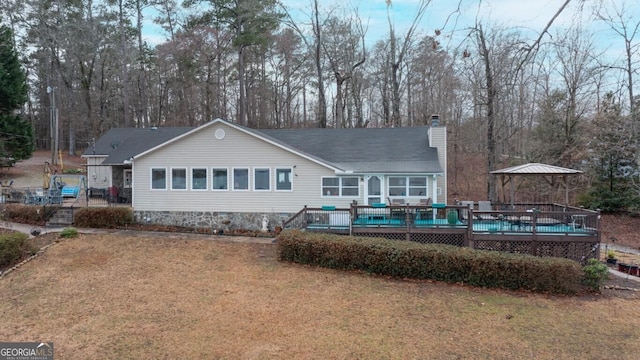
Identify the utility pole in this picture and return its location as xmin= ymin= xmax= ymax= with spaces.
xmin=47 ymin=86 xmax=58 ymax=165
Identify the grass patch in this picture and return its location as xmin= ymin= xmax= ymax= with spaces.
xmin=0 ymin=234 xmax=638 ymax=359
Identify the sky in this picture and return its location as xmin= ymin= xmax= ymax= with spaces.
xmin=142 ymin=0 xmax=640 ymax=63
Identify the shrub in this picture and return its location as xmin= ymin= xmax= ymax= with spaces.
xmin=74 ymin=207 xmax=134 ymax=228
xmin=0 ymin=204 xmax=56 ymax=225
xmin=62 ymin=168 xmax=84 ymax=174
xmin=582 ymin=258 xmax=609 ymax=291
xmin=59 ymin=227 xmax=79 ymax=238
xmin=0 ymin=232 xmax=35 ymax=268
xmin=277 ymin=230 xmax=584 ymax=294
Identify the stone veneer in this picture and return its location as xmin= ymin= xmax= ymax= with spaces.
xmin=134 ymin=210 xmax=292 ymax=232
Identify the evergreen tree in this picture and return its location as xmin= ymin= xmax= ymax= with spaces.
xmin=0 ymin=21 xmax=33 ymax=160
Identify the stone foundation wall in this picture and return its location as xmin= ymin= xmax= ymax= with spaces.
xmin=134 ymin=210 xmax=292 ymax=232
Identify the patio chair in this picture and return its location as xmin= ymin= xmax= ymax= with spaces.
xmin=418 ymin=197 xmax=432 ymax=206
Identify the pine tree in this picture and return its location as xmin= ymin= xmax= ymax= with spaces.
xmin=0 ymin=22 xmax=34 ymax=160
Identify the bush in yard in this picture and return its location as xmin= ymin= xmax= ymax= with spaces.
xmin=74 ymin=207 xmax=133 ymax=228
xmin=0 ymin=232 xmax=35 ymax=268
xmin=59 ymin=227 xmax=79 ymax=238
xmin=582 ymin=258 xmax=609 ymax=291
xmin=0 ymin=204 xmax=56 ymax=225
xmin=277 ymin=230 xmax=585 ymax=294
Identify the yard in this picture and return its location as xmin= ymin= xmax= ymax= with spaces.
xmin=1 ymin=233 xmax=639 ymax=359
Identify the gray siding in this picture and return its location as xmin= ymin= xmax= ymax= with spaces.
xmin=429 ymin=126 xmax=447 ymax=204
xmin=84 ymin=156 xmax=111 ymax=189
xmin=133 ymin=123 xmax=361 ymax=213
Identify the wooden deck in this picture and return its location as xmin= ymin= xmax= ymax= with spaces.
xmin=284 ymin=203 xmax=601 ymax=262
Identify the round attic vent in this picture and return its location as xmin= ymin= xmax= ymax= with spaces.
xmin=215 ymin=129 xmax=226 ymax=140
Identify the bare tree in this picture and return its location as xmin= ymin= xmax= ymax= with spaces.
xmin=595 ymin=0 xmax=640 ymax=139
xmin=385 ymin=0 xmax=430 ymax=127
xmin=321 ymin=12 xmax=366 ymax=128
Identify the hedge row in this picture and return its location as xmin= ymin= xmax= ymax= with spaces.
xmin=73 ymin=207 xmax=134 ymax=228
xmin=277 ymin=230 xmax=585 ymax=294
xmin=0 ymin=204 xmax=56 ymax=225
xmin=0 ymin=232 xmax=35 ymax=268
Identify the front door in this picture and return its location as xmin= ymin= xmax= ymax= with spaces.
xmin=366 ymin=175 xmax=383 ymax=205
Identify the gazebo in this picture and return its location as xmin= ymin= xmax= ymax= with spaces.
xmin=491 ymin=163 xmax=583 ymax=208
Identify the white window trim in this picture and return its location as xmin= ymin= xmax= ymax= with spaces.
xmin=232 ymin=167 xmax=250 ymax=191
xmin=253 ymin=167 xmax=271 ymax=191
xmin=170 ymin=167 xmax=188 ymax=191
xmin=321 ymin=176 xmax=359 ymax=197
xmin=191 ymin=167 xmax=208 ymax=191
xmin=123 ymin=169 xmax=132 ymax=188
xmin=275 ymin=167 xmax=293 ymax=192
xmin=388 ymin=175 xmax=428 ymax=199
xmin=211 ymin=167 xmax=229 ymax=191
xmin=150 ymin=167 xmax=168 ymax=191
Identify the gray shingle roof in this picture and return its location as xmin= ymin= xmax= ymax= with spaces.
xmin=82 ymin=127 xmax=193 ymax=164
xmin=258 ymin=127 xmax=442 ymax=173
xmin=83 ymin=121 xmax=443 ymax=174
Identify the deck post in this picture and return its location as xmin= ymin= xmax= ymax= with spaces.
xmin=467 ymin=210 xmax=474 ymax=249
xmin=405 ymin=204 xmax=411 ymax=241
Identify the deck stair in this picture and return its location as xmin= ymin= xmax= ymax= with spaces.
xmin=46 ymin=207 xmax=74 ymax=226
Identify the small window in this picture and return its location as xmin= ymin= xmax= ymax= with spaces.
xmin=322 ymin=177 xmax=359 ymax=197
xmin=408 ymin=177 xmax=427 ymax=196
xmin=171 ymin=168 xmax=187 ymax=190
xmin=233 ymin=168 xmax=249 ymax=190
xmin=212 ymin=168 xmax=228 ymax=190
xmin=322 ymin=177 xmax=339 ymax=196
xmin=388 ymin=176 xmax=406 ymax=196
xmin=254 ymin=168 xmax=270 ymax=191
xmin=276 ymin=168 xmax=292 ymax=191
xmin=124 ymin=169 xmax=132 ymax=188
xmin=341 ymin=177 xmax=359 ymax=196
xmin=151 ymin=168 xmax=167 ymax=190
xmin=192 ymin=168 xmax=207 ymax=190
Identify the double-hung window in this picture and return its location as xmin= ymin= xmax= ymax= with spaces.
xmin=388 ymin=176 xmax=427 ymax=197
xmin=171 ymin=168 xmax=187 ymax=190
xmin=322 ymin=177 xmax=359 ymax=197
xmin=254 ymin=168 xmax=270 ymax=191
xmin=151 ymin=168 xmax=167 ymax=190
xmin=191 ymin=168 xmax=207 ymax=190
xmin=275 ymin=168 xmax=292 ymax=191
xmin=233 ymin=168 xmax=249 ymax=190
xmin=212 ymin=168 xmax=228 ymax=190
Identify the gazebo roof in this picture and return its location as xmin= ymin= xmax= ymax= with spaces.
xmin=491 ymin=163 xmax=583 ymax=175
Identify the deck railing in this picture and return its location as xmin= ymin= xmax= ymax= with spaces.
xmin=283 ymin=203 xmax=600 ymax=262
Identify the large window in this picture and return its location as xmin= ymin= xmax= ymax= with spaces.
xmin=388 ymin=176 xmax=427 ymax=197
xmin=254 ymin=168 xmax=270 ymax=191
xmin=275 ymin=168 xmax=292 ymax=191
xmin=191 ymin=168 xmax=207 ymax=190
xmin=171 ymin=168 xmax=187 ymax=190
xmin=212 ymin=168 xmax=228 ymax=190
xmin=322 ymin=177 xmax=359 ymax=197
xmin=233 ymin=168 xmax=249 ymax=190
xmin=151 ymin=168 xmax=167 ymax=190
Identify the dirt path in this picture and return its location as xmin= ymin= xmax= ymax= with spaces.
xmin=0 ymin=151 xmax=85 ymax=188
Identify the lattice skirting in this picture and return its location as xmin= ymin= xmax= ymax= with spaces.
xmin=353 ymin=231 xmax=466 ymax=247
xmin=474 ymin=240 xmax=598 ymax=261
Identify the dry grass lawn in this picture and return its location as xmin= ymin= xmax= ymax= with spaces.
xmin=1 ymin=234 xmax=639 ymax=359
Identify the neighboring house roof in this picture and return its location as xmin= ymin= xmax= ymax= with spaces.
xmin=81 ymin=127 xmax=193 ymax=165
xmin=491 ymin=163 xmax=583 ymax=175
xmin=85 ymin=119 xmax=444 ymax=174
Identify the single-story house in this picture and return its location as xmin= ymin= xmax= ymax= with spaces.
xmin=82 ymin=117 xmax=447 ymax=230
